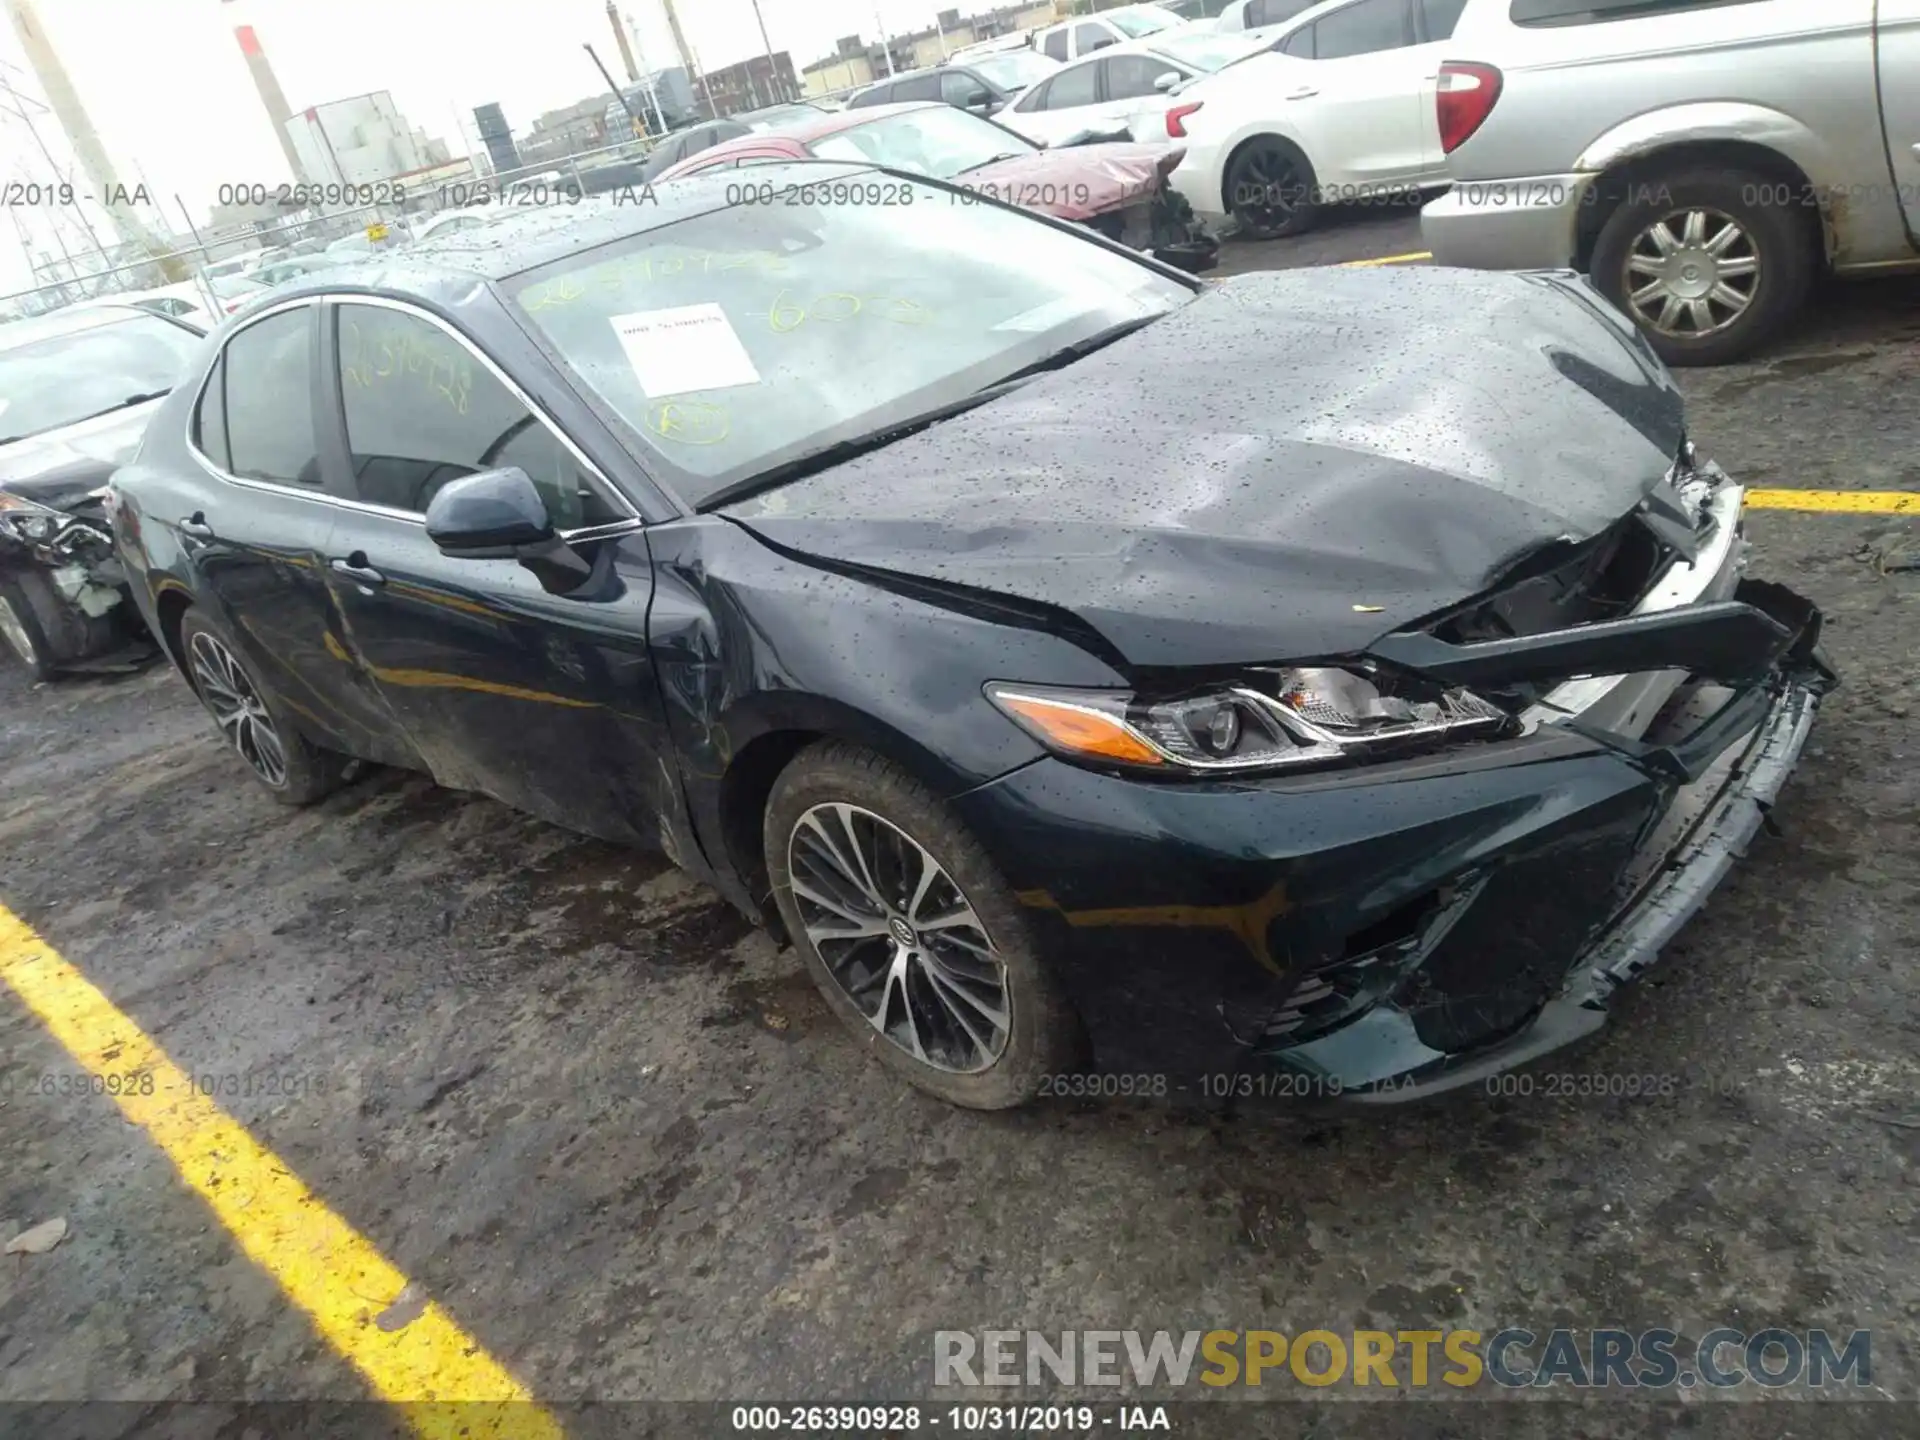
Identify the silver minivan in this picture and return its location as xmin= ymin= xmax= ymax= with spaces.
xmin=1420 ymin=0 xmax=1920 ymax=364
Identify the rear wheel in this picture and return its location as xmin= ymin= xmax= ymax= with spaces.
xmin=1224 ymin=137 xmax=1320 ymax=240
xmin=1589 ymin=166 xmax=1816 ymax=366
xmin=178 ymin=607 xmax=345 ymax=806
xmin=0 ymin=574 xmax=56 ymax=681
xmin=764 ymin=741 xmax=1080 ymax=1109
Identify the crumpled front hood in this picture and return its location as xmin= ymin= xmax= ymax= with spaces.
xmin=0 ymin=399 xmax=161 ymax=509
xmin=961 ymin=142 xmax=1178 ymax=221
xmin=726 ymin=265 xmax=1686 ymax=670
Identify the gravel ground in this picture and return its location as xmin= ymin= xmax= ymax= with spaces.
xmin=1 ymin=232 xmax=1917 ymax=1437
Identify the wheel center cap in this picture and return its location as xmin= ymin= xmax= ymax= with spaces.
xmin=1664 ymin=249 xmax=1715 ymax=299
xmin=888 ymin=916 xmax=916 ymax=948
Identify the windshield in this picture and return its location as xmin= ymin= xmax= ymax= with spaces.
xmin=970 ymin=51 xmax=1060 ymax=89
xmin=505 ymin=170 xmax=1191 ymax=505
xmin=1109 ymin=6 xmax=1181 ymax=35
xmin=0 ymin=311 xmax=201 ymax=442
xmin=743 ymin=104 xmax=826 ymax=131
xmin=808 ymin=107 xmax=1035 ymax=178
xmin=1153 ymin=30 xmax=1268 ymax=69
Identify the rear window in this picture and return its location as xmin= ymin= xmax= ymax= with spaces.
xmin=1510 ymin=0 xmax=1757 ymax=24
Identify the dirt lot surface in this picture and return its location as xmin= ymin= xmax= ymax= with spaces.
xmin=2 ymin=222 xmax=1918 ymax=1438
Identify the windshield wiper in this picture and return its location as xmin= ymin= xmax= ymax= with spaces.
xmin=983 ymin=314 xmax=1163 ymax=388
xmin=958 ymin=152 xmax=1031 ymax=173
xmin=60 ymin=390 xmax=172 ymax=430
xmin=698 ymin=380 xmax=1027 ymax=512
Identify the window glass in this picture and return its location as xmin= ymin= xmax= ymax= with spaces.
xmin=894 ymin=73 xmax=944 ymax=101
xmin=1511 ymin=0 xmax=1757 ymax=22
xmin=0 ymin=309 xmax=201 ymax=444
xmin=1105 ymin=55 xmax=1184 ymax=100
xmin=333 ymin=304 xmax=621 ymax=527
xmin=194 ymin=353 xmax=230 ymax=471
xmin=1042 ymin=28 xmax=1070 ymax=60
xmin=1281 ymin=22 xmax=1315 ymax=54
xmin=941 ymin=71 xmax=995 ymax=107
xmin=809 ymin=106 xmax=1035 ymax=173
xmin=1108 ymin=7 xmax=1180 ymax=34
xmin=847 ymin=84 xmax=889 ymax=107
xmin=1044 ymin=61 xmax=1101 ymax=108
xmin=1419 ymin=0 xmax=1468 ymax=33
xmin=1250 ymin=0 xmax=1322 ymax=25
xmin=1013 ymin=77 xmax=1052 ymax=112
xmin=223 ymin=308 xmax=321 ymax=488
xmin=970 ymin=51 xmax=1059 ymax=90
xmin=1073 ymin=22 xmax=1116 ymax=52
xmin=1309 ymin=0 xmax=1410 ymax=57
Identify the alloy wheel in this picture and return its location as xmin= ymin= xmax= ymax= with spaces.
xmin=1623 ymin=207 xmax=1760 ymax=339
xmin=188 ymin=630 xmax=288 ymax=788
xmin=787 ymin=802 xmax=1012 ymax=1074
xmin=0 ymin=595 xmax=40 ymax=669
xmin=1231 ymin=144 xmax=1309 ymax=232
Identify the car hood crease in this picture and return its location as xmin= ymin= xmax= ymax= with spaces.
xmin=724 ymin=266 xmax=1688 ymax=668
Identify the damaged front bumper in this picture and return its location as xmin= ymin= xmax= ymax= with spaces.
xmin=951 ymin=465 xmax=1836 ymax=1102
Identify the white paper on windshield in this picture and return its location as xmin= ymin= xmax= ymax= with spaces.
xmin=609 ymin=304 xmax=760 ymax=398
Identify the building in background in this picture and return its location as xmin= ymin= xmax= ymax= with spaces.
xmin=286 ymin=92 xmax=437 ymax=189
xmin=472 ymin=103 xmax=522 ymax=177
xmin=801 ymin=1 xmax=1057 ymax=96
xmin=601 ymin=66 xmax=697 ymax=139
xmin=697 ymin=51 xmax=801 ymax=116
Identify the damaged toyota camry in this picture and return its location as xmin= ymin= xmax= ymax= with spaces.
xmin=108 ymin=170 xmax=1833 ymax=1110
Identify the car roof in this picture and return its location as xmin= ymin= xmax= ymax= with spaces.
xmin=667 ymin=103 xmax=961 ymax=173
xmin=0 ymin=304 xmax=165 ymax=350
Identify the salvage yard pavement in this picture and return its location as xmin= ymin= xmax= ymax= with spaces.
xmin=2 ymin=244 xmax=1918 ymax=1435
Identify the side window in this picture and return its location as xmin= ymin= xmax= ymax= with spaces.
xmin=1042 ymin=28 xmax=1070 ymax=60
xmin=1419 ymin=0 xmax=1468 ymax=34
xmin=941 ymin=70 xmax=994 ymax=107
xmin=1280 ymin=22 xmax=1315 ymax=54
xmin=1309 ymin=0 xmax=1412 ymax=57
xmin=193 ymin=352 xmax=231 ymax=471
xmin=683 ymin=129 xmax=717 ymax=157
xmin=848 ymin=83 xmax=888 ymax=107
xmin=1511 ymin=0 xmax=1759 ymax=23
xmin=1044 ymin=61 xmax=1102 ymax=109
xmin=1105 ymin=55 xmax=1182 ymax=101
xmin=1073 ymin=21 xmax=1116 ymax=54
xmin=222 ymin=308 xmax=321 ymax=488
xmin=333 ymin=304 xmax=622 ymax=528
xmin=895 ymin=73 xmax=943 ymax=102
xmin=1251 ymin=0 xmax=1321 ymax=25
xmin=1013 ymin=77 xmax=1052 ymax=112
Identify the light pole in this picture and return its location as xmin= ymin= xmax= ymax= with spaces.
xmin=746 ymin=0 xmax=786 ymax=100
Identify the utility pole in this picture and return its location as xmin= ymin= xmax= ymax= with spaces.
xmin=747 ymin=0 xmax=784 ymax=99
xmin=875 ymin=10 xmax=897 ymax=75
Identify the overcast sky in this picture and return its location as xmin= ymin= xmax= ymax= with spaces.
xmin=0 ymin=0 xmax=960 ymax=292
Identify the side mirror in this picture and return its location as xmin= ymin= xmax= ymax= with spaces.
xmin=1154 ymin=70 xmax=1182 ymax=92
xmin=425 ymin=466 xmax=553 ymax=556
xmin=965 ymin=91 xmax=995 ymax=111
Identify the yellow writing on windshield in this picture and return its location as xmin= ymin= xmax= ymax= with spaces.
xmin=644 ymin=398 xmax=730 ymax=445
xmin=340 ymin=319 xmax=473 ymax=416
xmin=752 ymin=290 xmax=935 ymax=334
xmin=521 ymin=250 xmax=794 ymax=312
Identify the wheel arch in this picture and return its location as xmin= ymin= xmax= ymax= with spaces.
xmin=1573 ymin=134 xmax=1832 ymax=274
xmin=152 ymin=580 xmax=195 ymax=684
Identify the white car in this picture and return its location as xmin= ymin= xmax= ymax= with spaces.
xmin=1212 ymin=0 xmax=1324 ymax=34
xmin=1133 ymin=0 xmax=1467 ymax=237
xmin=999 ymin=31 xmax=1269 ymax=146
xmin=1031 ymin=3 xmax=1190 ymax=63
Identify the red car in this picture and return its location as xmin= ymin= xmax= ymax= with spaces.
xmin=656 ymin=101 xmax=1218 ymax=272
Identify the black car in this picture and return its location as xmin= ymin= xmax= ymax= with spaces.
xmin=849 ymin=52 xmax=1062 ymax=116
xmin=110 ymin=167 xmax=1833 ymax=1110
xmin=0 ymin=304 xmax=204 ymax=677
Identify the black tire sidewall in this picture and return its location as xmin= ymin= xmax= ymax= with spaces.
xmin=1227 ymin=139 xmax=1320 ymax=241
xmin=1590 ymin=168 xmax=1815 ymax=367
xmin=0 ymin=573 xmax=58 ymax=681
xmin=763 ymin=741 xmax=1080 ymax=1109
xmin=177 ymin=606 xmax=342 ymax=806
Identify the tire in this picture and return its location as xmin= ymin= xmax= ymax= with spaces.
xmin=0 ymin=572 xmax=59 ymax=681
xmin=178 ymin=607 xmax=345 ymax=806
xmin=1589 ymin=166 xmax=1816 ymax=367
xmin=1224 ymin=137 xmax=1320 ymax=241
xmin=764 ymin=741 xmax=1081 ymax=1109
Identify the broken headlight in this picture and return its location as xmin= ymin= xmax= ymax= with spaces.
xmin=986 ymin=667 xmax=1512 ymax=776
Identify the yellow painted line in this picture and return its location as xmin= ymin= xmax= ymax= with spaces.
xmin=1340 ymin=251 xmax=1432 ymax=267
xmin=0 ymin=906 xmax=563 ymax=1440
xmin=1745 ymin=489 xmax=1920 ymax=515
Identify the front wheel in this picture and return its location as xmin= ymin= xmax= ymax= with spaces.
xmin=178 ymin=607 xmax=346 ymax=806
xmin=0 ymin=573 xmax=58 ymax=681
xmin=764 ymin=741 xmax=1081 ymax=1109
xmin=1589 ymin=166 xmax=1816 ymax=366
xmin=1224 ymin=137 xmax=1320 ymax=240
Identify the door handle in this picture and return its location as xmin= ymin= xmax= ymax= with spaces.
xmin=178 ymin=512 xmax=214 ymax=541
xmin=329 ymin=555 xmax=387 ymax=587
xmin=1285 ymin=86 xmax=1318 ymax=100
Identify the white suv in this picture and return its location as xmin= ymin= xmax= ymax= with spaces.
xmin=1032 ymin=4 xmax=1191 ymax=62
